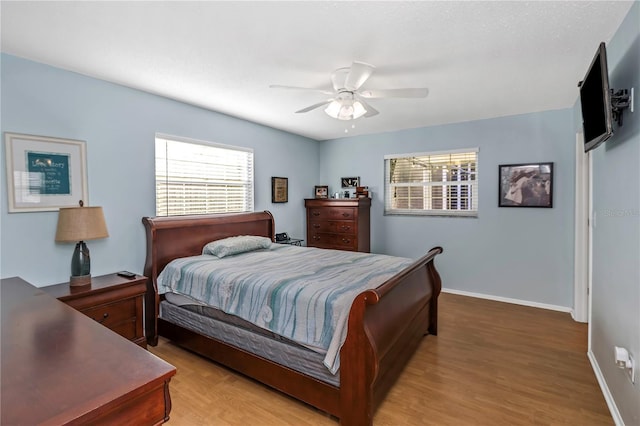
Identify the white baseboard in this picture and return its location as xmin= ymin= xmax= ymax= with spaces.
xmin=571 ymin=310 xmax=589 ymax=323
xmin=588 ymin=350 xmax=624 ymax=425
xmin=441 ymin=287 xmax=573 ymax=313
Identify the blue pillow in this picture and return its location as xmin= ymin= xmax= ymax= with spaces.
xmin=203 ymin=235 xmax=272 ymax=258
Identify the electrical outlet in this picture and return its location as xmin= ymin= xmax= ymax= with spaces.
xmin=628 ymin=354 xmax=636 ymax=384
xmin=614 ymin=346 xmax=635 ymax=384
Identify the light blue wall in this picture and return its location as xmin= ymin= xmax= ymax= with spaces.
xmin=0 ymin=54 xmax=318 ymax=286
xmin=320 ymin=109 xmax=575 ymax=308
xmin=587 ymin=2 xmax=639 ymax=423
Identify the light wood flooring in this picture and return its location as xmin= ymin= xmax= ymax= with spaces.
xmin=149 ymin=292 xmax=612 ymax=425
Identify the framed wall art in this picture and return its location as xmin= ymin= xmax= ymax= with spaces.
xmin=5 ymin=132 xmax=88 ymax=213
xmin=341 ymin=176 xmax=360 ymax=188
xmin=498 ymin=162 xmax=553 ymax=208
xmin=271 ymin=176 xmax=288 ymax=203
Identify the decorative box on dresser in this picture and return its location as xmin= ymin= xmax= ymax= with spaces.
xmin=42 ymin=273 xmax=147 ymax=348
xmin=305 ymin=197 xmax=371 ymax=252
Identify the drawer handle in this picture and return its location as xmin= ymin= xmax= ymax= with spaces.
xmin=312 ymin=212 xmax=320 ymax=216
xmin=313 ymin=236 xmax=321 ymax=241
xmin=342 ymin=238 xmax=351 ymax=244
xmin=340 ymin=225 xmax=351 ymax=231
xmin=313 ymin=224 xmax=320 ymax=229
xmin=342 ymin=213 xmax=350 ymax=217
xmin=99 ymin=312 xmax=109 ymax=323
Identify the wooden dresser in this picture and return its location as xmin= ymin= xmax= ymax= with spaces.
xmin=1 ymin=277 xmax=176 ymax=425
xmin=42 ymin=273 xmax=147 ymax=348
xmin=305 ymin=197 xmax=371 ymax=252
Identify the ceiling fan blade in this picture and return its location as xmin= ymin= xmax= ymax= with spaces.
xmin=355 ymin=95 xmax=379 ymax=118
xmin=331 ymin=68 xmax=349 ymax=91
xmin=269 ymin=84 xmax=334 ymax=95
xmin=295 ymin=100 xmax=333 ymax=114
xmin=359 ymin=88 xmax=429 ymax=99
xmin=363 ymin=106 xmax=379 ymax=118
xmin=344 ymin=61 xmax=375 ymax=91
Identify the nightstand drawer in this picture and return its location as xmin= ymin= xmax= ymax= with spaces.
xmin=42 ymin=274 xmax=147 ymax=348
xmin=81 ymin=298 xmax=137 ymax=328
xmin=109 ymin=320 xmax=138 ymax=341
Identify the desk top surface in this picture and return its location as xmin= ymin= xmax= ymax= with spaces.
xmin=1 ymin=276 xmax=176 ymax=425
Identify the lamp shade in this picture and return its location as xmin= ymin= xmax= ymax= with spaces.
xmin=55 ymin=206 xmax=109 ymax=242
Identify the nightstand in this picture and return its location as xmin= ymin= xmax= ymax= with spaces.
xmin=277 ymin=238 xmax=304 ymax=246
xmin=42 ymin=273 xmax=147 ymax=348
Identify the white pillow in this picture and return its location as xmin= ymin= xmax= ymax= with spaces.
xmin=202 ymin=235 xmax=272 ymax=258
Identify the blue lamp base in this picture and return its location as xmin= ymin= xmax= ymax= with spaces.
xmin=70 ymin=241 xmax=92 ymax=287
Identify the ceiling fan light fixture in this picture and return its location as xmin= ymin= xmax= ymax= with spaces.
xmin=352 ymin=101 xmax=366 ymax=119
xmin=324 ymin=99 xmax=367 ymax=121
xmin=338 ymin=102 xmax=354 ymax=120
xmin=324 ymin=100 xmax=342 ymax=118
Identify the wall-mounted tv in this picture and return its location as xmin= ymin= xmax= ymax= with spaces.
xmin=579 ymin=42 xmax=613 ymax=152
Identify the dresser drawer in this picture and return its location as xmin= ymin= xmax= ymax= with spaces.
xmin=81 ymin=298 xmax=137 ymax=330
xmin=309 ymin=233 xmax=358 ymax=250
xmin=308 ymin=207 xmax=355 ymax=220
xmin=309 ymin=220 xmax=357 ymax=235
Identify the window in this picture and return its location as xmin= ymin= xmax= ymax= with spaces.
xmin=155 ymin=134 xmax=254 ymax=216
xmin=384 ymin=148 xmax=478 ymax=217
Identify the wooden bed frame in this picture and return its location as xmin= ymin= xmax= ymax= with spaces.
xmin=143 ymin=211 xmax=443 ymax=425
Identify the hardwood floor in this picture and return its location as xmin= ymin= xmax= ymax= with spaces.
xmin=148 ymin=293 xmax=612 ymax=425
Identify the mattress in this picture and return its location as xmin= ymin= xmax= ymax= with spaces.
xmin=157 ymin=244 xmax=413 ymax=373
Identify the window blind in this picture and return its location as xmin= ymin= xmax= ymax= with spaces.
xmin=155 ymin=135 xmax=254 ymax=216
xmin=384 ymin=148 xmax=478 ymax=217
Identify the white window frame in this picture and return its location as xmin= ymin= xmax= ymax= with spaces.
xmin=155 ymin=133 xmax=254 ymax=217
xmin=384 ymin=148 xmax=478 ymax=217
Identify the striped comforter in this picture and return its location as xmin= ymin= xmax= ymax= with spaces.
xmin=157 ymin=244 xmax=413 ymax=374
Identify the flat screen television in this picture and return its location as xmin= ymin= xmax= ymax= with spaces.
xmin=579 ymin=42 xmax=613 ymax=152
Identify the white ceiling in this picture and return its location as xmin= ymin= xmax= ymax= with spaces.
xmin=0 ymin=1 xmax=634 ymax=141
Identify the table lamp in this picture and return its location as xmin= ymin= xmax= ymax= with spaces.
xmin=55 ymin=202 xmax=109 ymax=286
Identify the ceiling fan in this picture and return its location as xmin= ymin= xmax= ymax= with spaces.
xmin=270 ymin=61 xmax=429 ymax=121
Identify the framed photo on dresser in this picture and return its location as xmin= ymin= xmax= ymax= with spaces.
xmin=314 ymin=185 xmax=328 ymax=198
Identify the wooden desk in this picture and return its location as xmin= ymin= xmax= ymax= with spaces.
xmin=1 ymin=277 xmax=176 ymax=425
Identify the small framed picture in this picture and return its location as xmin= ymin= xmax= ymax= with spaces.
xmin=499 ymin=162 xmax=553 ymax=208
xmin=341 ymin=176 xmax=360 ymax=188
xmin=314 ymin=185 xmax=328 ymax=199
xmin=271 ymin=176 xmax=288 ymax=203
